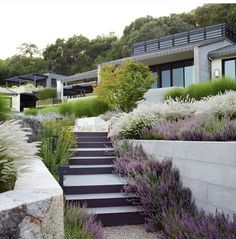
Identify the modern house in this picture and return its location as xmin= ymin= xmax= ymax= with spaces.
xmin=57 ymin=23 xmax=236 ymax=102
xmin=5 ymin=73 xmax=65 ymax=88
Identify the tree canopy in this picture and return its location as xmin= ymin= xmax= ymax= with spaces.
xmin=0 ymin=3 xmax=236 ymax=85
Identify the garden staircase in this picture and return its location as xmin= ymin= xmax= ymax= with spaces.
xmin=59 ymin=132 xmax=144 ymax=227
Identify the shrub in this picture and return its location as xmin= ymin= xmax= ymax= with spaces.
xmin=39 ymin=119 xmax=75 ymax=177
xmin=64 ymin=204 xmax=104 ymax=239
xmin=95 ymin=60 xmax=155 ymax=112
xmin=109 ymin=91 xmax=236 ymax=140
xmin=178 ymin=116 xmax=236 ymax=141
xmin=162 ymin=210 xmax=236 ymax=239
xmin=36 ymin=88 xmax=57 ymax=100
xmin=163 ymin=87 xmax=186 ymax=100
xmin=114 ymin=144 xmax=196 ymax=231
xmin=163 ymin=77 xmax=236 ymax=101
xmin=38 ymin=105 xmax=59 ymax=114
xmin=108 ymin=98 xmax=196 ymax=139
xmin=114 ymin=144 xmax=236 ymax=238
xmin=99 ymin=108 xmax=122 ymax=121
xmin=0 ymin=120 xmax=40 ymax=192
xmin=58 ymin=97 xmax=109 ymax=118
xmin=0 ymin=94 xmax=10 ymax=121
xmin=24 ymin=108 xmax=38 ymax=115
xmin=140 ymin=116 xmax=236 ymax=142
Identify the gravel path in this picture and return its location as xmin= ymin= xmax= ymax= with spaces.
xmin=103 ymin=225 xmax=163 ymax=239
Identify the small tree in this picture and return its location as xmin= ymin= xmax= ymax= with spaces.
xmin=95 ymin=60 xmax=155 ymax=112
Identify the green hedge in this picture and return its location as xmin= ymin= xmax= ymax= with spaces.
xmin=59 ymin=97 xmax=109 ymax=117
xmin=163 ymin=77 xmax=236 ymax=101
xmin=36 ymin=88 xmax=57 ymax=100
xmin=24 ymin=97 xmax=109 ymax=118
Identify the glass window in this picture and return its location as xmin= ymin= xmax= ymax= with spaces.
xmin=150 ymin=72 xmax=158 ymax=88
xmin=173 ymin=67 xmax=184 ymax=87
xmin=185 ymin=65 xmax=194 ymax=87
xmin=224 ymin=59 xmax=236 ymax=78
xmin=161 ymin=70 xmax=171 ymax=87
xmin=154 ymin=59 xmax=194 ymax=88
xmin=51 ymin=78 xmax=57 ymax=88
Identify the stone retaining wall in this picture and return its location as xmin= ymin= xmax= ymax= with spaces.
xmin=134 ymin=140 xmax=236 ymax=218
xmin=0 ymin=159 xmax=64 ymax=239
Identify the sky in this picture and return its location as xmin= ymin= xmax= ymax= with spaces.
xmin=0 ymin=0 xmax=234 ymax=59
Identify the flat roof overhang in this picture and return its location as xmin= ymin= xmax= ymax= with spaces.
xmin=208 ymin=45 xmax=236 ymax=60
xmin=5 ymin=73 xmax=48 ymax=84
xmin=60 ymin=69 xmax=98 ymax=84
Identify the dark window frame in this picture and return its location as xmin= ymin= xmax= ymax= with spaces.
xmin=222 ymin=57 xmax=236 ymax=77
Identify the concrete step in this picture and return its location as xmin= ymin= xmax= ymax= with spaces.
xmin=75 ymin=132 xmax=108 ymax=137
xmin=68 ymin=156 xmax=115 ymax=165
xmin=65 ymin=192 xmax=138 ymax=208
xmin=60 ymin=165 xmax=114 ymax=175
xmin=77 ymin=142 xmax=112 ymax=148
xmin=87 ymin=206 xmax=144 ymax=227
xmin=64 ymin=174 xmax=125 ymax=187
xmin=77 ymin=136 xmax=110 ymax=143
xmin=71 ymin=148 xmax=115 ymax=157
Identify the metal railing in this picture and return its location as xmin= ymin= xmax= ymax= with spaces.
xmin=131 ymin=23 xmax=236 ymax=56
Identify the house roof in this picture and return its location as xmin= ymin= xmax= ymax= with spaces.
xmin=5 ymin=72 xmax=66 ymax=83
xmin=208 ymin=45 xmax=236 ymax=59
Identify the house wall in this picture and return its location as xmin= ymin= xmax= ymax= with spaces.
xmin=133 ymin=140 xmax=236 ymax=218
xmin=211 ymin=55 xmax=236 ymax=79
xmin=211 ymin=59 xmax=222 ymax=78
xmin=11 ymin=94 xmax=20 ymax=112
xmin=57 ymin=80 xmax=64 ymax=100
xmin=194 ymin=40 xmax=231 ymax=82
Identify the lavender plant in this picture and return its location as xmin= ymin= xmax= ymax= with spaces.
xmin=114 ymin=144 xmax=196 ymax=231
xmin=114 ymin=143 xmax=236 ymax=238
xmin=162 ymin=210 xmax=236 ymax=239
xmin=64 ymin=204 xmax=104 ymax=239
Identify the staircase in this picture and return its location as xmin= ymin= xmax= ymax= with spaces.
xmin=59 ymin=132 xmax=144 ymax=227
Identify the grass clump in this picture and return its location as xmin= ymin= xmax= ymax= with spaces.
xmin=58 ymin=97 xmax=109 ymax=117
xmin=0 ymin=94 xmax=10 ymax=121
xmin=0 ymin=120 xmax=40 ymax=192
xmin=164 ymin=77 xmax=236 ymax=101
xmin=39 ymin=119 xmax=75 ymax=178
xmin=24 ymin=108 xmax=39 ymax=115
xmin=24 ymin=97 xmax=109 ymax=118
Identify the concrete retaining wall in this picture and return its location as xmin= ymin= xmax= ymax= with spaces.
xmin=0 ymin=158 xmax=64 ymax=239
xmin=134 ymin=140 xmax=236 ymax=217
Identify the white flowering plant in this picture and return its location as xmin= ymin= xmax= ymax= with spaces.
xmin=0 ymin=120 xmax=40 ymax=192
xmin=109 ymin=91 xmax=236 ymax=139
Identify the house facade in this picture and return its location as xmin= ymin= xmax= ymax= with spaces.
xmin=57 ymin=23 xmax=236 ymax=102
